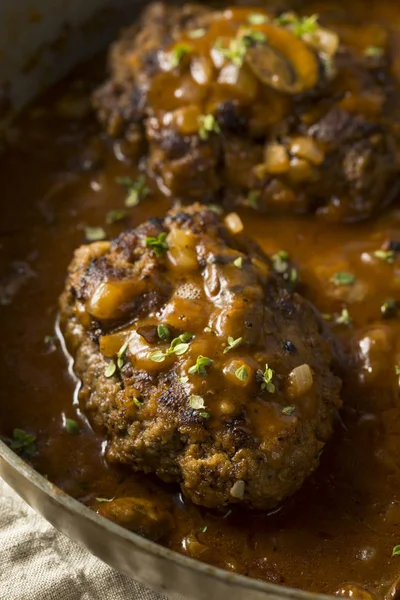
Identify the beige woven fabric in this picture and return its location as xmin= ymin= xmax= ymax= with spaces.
xmin=0 ymin=478 xmax=172 ymax=600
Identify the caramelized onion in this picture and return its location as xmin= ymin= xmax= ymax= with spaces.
xmin=263 ymin=143 xmax=290 ymax=174
xmin=245 ymin=24 xmax=319 ymax=94
xmin=287 ymin=364 xmax=313 ymax=398
xmin=224 ymin=212 xmax=244 ymax=234
xmin=230 ymin=480 xmax=245 ymax=499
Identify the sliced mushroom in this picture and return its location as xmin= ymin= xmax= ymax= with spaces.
xmin=245 ymin=24 xmax=319 ymax=94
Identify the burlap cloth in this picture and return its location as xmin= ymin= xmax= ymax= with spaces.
xmin=0 ymin=478 xmax=177 ymax=600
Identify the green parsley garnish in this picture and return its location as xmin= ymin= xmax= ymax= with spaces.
xmin=214 ymin=29 xmax=267 ymax=68
xmin=96 ymin=497 xmax=115 ymax=503
xmin=188 ymin=28 xmax=206 ymax=39
xmin=223 ymin=336 xmax=243 ymax=354
xmin=271 ymin=250 xmax=290 ymax=274
xmin=44 ymin=335 xmax=57 ymax=345
xmin=373 ymin=249 xmax=395 ymax=263
xmin=104 ymin=361 xmax=117 ymax=378
xmin=106 ymin=209 xmax=128 ymax=225
xmin=335 ymin=308 xmax=352 ymax=325
xmin=247 ymin=189 xmax=261 ymax=209
xmin=145 ymin=232 xmax=169 ymax=257
xmin=10 ymin=429 xmax=37 ymax=455
xmin=117 ymin=342 xmax=129 ymax=369
xmin=282 ymin=406 xmax=296 ymax=416
xmin=198 ymin=114 xmax=221 ymax=141
xmin=133 ymin=398 xmax=143 ymax=408
xmin=330 ymin=272 xmax=356 ymax=286
xmin=260 ymin=363 xmax=275 ymax=393
xmin=157 ymin=324 xmax=170 ymax=341
xmin=149 ymin=333 xmax=193 ymax=362
xmin=234 ymin=257 xmax=243 ymax=269
xmin=189 ymin=395 xmax=206 ymax=410
xmin=395 ymin=366 xmax=400 ymax=376
xmin=65 ymin=418 xmax=80 ymax=435
xmin=381 ymin=298 xmax=397 ymax=319
xmin=84 ymin=226 xmax=106 ymax=242
xmin=365 ymin=46 xmax=384 ymax=58
xmin=116 ymin=175 xmax=150 ymax=207
xmin=169 ymin=44 xmax=191 ymax=69
xmin=235 ymin=364 xmax=249 ymax=382
xmin=276 ymin=13 xmax=319 ymax=37
xmin=178 ymin=376 xmax=189 ymax=384
xmin=247 ymin=13 xmax=269 ymax=25
xmin=188 ymin=355 xmax=214 ymax=376
xmin=204 ymin=327 xmax=216 ymax=334
xmin=393 ymin=545 xmax=400 ymax=557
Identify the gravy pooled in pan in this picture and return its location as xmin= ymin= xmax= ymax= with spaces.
xmin=2 ymin=0 xmax=400 ymax=598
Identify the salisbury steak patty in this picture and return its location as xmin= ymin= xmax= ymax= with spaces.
xmin=93 ymin=2 xmax=400 ymax=221
xmin=60 ymin=205 xmax=342 ymax=509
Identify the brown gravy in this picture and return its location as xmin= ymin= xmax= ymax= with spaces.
xmin=1 ymin=1 xmax=400 ymax=596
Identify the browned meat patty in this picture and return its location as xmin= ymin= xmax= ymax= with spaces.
xmin=60 ymin=204 xmax=342 ymax=510
xmin=93 ymin=2 xmax=400 ymax=222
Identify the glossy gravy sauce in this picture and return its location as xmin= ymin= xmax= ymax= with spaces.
xmin=1 ymin=1 xmax=400 ymax=597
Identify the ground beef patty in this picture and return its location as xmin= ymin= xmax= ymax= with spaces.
xmin=60 ymin=205 xmax=342 ymax=509
xmin=93 ymin=2 xmax=400 ymax=222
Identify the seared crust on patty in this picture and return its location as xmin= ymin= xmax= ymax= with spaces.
xmin=60 ymin=204 xmax=342 ymax=509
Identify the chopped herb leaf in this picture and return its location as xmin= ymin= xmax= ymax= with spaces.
xmin=157 ymin=324 xmax=170 ymax=341
xmin=271 ymin=250 xmax=289 ymax=274
xmin=149 ymin=350 xmax=167 ymax=363
xmin=170 ymin=44 xmax=191 ymax=69
xmin=330 ymin=272 xmax=356 ymax=286
xmin=234 ymin=257 xmax=243 ymax=269
xmin=178 ymin=376 xmax=189 ymax=384
xmin=117 ymin=342 xmax=129 ymax=369
xmin=189 ymin=395 xmax=206 ymax=410
xmin=277 ymin=13 xmax=319 ymax=37
xmin=104 ymin=361 xmax=117 ymax=378
xmin=198 ymin=114 xmax=221 ymax=141
xmin=373 ymin=249 xmax=395 ymax=263
xmin=10 ymin=429 xmax=37 ymax=455
xmin=145 ymin=232 xmax=169 ymax=256
xmin=106 ymin=209 xmax=128 ymax=225
xmin=188 ymin=28 xmax=206 ymax=39
xmin=395 ymin=366 xmax=400 ymax=376
xmin=44 ymin=335 xmax=57 ymax=345
xmin=393 ymin=545 xmax=400 ymax=557
xmin=365 ymin=46 xmax=384 ymax=57
xmin=149 ymin=333 xmax=193 ymax=362
xmin=199 ymin=412 xmax=210 ymax=419
xmin=223 ymin=336 xmax=243 ymax=354
xmin=248 ymin=13 xmax=269 ymax=25
xmin=247 ymin=189 xmax=261 ymax=209
xmin=85 ymin=226 xmax=106 ymax=242
xmin=204 ymin=327 xmax=216 ymax=334
xmin=335 ymin=308 xmax=352 ymax=326
xmin=381 ymin=298 xmax=397 ymax=319
xmin=260 ymin=363 xmax=275 ymax=393
xmin=65 ymin=418 xmax=80 ymax=435
xmin=116 ymin=175 xmax=150 ymax=207
xmin=96 ymin=497 xmax=115 ymax=503
xmin=188 ymin=355 xmax=214 ymax=376
xmin=133 ymin=397 xmax=143 ymax=408
xmin=282 ymin=406 xmax=296 ymax=416
xmin=235 ymin=364 xmax=249 ymax=382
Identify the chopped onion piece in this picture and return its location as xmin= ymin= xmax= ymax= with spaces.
xmin=230 ymin=480 xmax=245 ymax=499
xmin=224 ymin=212 xmax=244 ymax=234
xmin=288 ymin=136 xmax=325 ymax=166
xmin=264 ymin=143 xmax=290 ymax=174
xmin=287 ymin=364 xmax=313 ymax=398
